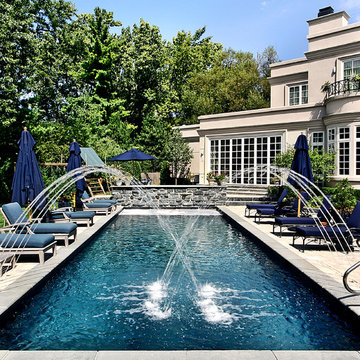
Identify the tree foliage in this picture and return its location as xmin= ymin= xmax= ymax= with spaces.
xmin=0 ymin=0 xmax=277 ymax=199
xmin=274 ymin=148 xmax=336 ymax=185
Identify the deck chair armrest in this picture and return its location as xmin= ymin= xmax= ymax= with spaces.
xmin=0 ymin=225 xmax=17 ymax=233
xmin=57 ymin=207 xmax=73 ymax=211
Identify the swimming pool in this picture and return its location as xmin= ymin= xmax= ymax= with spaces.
xmin=1 ymin=213 xmax=360 ymax=350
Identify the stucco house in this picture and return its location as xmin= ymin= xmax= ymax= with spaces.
xmin=179 ymin=7 xmax=360 ymax=187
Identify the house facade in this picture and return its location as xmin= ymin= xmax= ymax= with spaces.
xmin=179 ymin=8 xmax=360 ymax=187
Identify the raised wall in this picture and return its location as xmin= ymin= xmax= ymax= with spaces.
xmin=112 ymin=185 xmax=226 ymax=208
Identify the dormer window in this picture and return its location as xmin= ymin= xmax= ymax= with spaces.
xmin=289 ymin=83 xmax=308 ymax=106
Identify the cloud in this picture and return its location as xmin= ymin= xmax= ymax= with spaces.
xmin=261 ymin=1 xmax=268 ymax=6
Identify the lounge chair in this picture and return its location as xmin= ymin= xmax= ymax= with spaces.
xmin=49 ymin=207 xmax=96 ymax=227
xmin=245 ymin=188 xmax=288 ymax=217
xmin=0 ymin=229 xmax=56 ymax=264
xmin=254 ymin=191 xmax=309 ymax=223
xmin=1 ymin=202 xmax=77 ymax=247
xmin=81 ymin=191 xmax=115 ymax=215
xmin=293 ymin=201 xmax=360 ymax=251
xmin=273 ymin=196 xmax=332 ymax=236
xmin=82 ymin=191 xmax=117 ymax=206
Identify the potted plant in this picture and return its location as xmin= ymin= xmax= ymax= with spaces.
xmin=207 ymin=171 xmax=215 ymax=186
xmin=214 ymin=173 xmax=226 ymax=185
xmin=352 ymin=74 xmax=360 ymax=91
xmin=321 ymin=81 xmax=331 ymax=93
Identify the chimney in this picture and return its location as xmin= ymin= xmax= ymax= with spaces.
xmin=318 ymin=6 xmax=334 ymax=17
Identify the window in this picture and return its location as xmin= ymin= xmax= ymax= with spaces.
xmin=327 ymin=128 xmax=335 ymax=153
xmin=210 ymin=135 xmax=282 ymax=185
xmin=311 ymin=132 xmax=324 ymax=151
xmin=356 ymin=127 xmax=360 ymax=175
xmin=344 ymin=59 xmax=360 ymax=80
xmin=338 ymin=127 xmax=350 ymax=175
xmin=344 ymin=58 xmax=360 ymax=91
xmin=289 ymin=83 xmax=308 ymax=105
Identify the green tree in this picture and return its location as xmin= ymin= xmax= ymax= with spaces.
xmin=164 ymin=128 xmax=193 ymax=185
xmin=182 ymin=49 xmax=268 ymax=120
xmin=257 ymin=45 xmax=279 ymax=103
xmin=169 ymin=27 xmax=222 ymax=124
xmin=118 ymin=20 xmax=169 ymax=130
xmin=274 ymin=148 xmax=336 ymax=185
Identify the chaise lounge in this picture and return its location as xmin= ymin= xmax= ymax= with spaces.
xmin=49 ymin=207 xmax=96 ymax=227
xmin=1 ymin=202 xmax=77 ymax=247
xmin=273 ymin=196 xmax=332 ymax=236
xmin=245 ymin=188 xmax=288 ymax=217
xmin=254 ymin=192 xmax=309 ymax=223
xmin=293 ymin=201 xmax=360 ymax=251
xmin=81 ymin=191 xmax=116 ymax=215
xmin=0 ymin=230 xmax=56 ymax=264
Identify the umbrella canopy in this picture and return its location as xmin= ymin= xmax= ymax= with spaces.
xmin=67 ymin=140 xmax=86 ymax=207
xmin=109 ymin=148 xmax=157 ymax=162
xmin=287 ymin=134 xmax=314 ymax=188
xmin=11 ymin=128 xmax=45 ymax=207
xmin=109 ymin=148 xmax=157 ymax=176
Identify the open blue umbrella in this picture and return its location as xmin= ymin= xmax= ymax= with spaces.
xmin=109 ymin=148 xmax=157 ymax=174
xmin=67 ymin=140 xmax=86 ymax=208
xmin=109 ymin=148 xmax=157 ymax=162
xmin=287 ymin=134 xmax=313 ymax=215
xmin=11 ymin=128 xmax=45 ymax=208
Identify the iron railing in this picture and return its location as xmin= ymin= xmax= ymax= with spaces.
xmin=325 ymin=78 xmax=360 ymax=98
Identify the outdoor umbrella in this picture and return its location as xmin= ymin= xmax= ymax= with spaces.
xmin=287 ymin=134 xmax=314 ymax=216
xmin=109 ymin=148 xmax=157 ymax=175
xmin=11 ymin=127 xmax=46 ymax=208
xmin=67 ymin=139 xmax=87 ymax=208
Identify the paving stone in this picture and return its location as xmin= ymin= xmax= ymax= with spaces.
xmin=186 ymin=350 xmax=276 ymax=359
xmin=273 ymin=350 xmax=360 ymax=360
xmin=96 ymin=351 xmax=187 ymax=360
xmin=5 ymin=351 xmax=97 ymax=360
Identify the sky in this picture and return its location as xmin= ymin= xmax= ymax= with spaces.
xmin=70 ymin=0 xmax=360 ymax=62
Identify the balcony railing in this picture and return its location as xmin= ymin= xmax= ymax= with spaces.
xmin=324 ymin=78 xmax=360 ymax=99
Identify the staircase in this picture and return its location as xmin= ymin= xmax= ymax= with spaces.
xmin=86 ymin=178 xmax=106 ymax=197
xmin=225 ymin=185 xmax=269 ymax=206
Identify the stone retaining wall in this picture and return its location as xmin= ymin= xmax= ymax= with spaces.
xmin=111 ymin=185 xmax=226 ymax=208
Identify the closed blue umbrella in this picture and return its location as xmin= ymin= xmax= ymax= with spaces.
xmin=287 ymin=134 xmax=313 ymax=216
xmin=11 ymin=128 xmax=45 ymax=208
xmin=109 ymin=148 xmax=157 ymax=174
xmin=67 ymin=140 xmax=86 ymax=208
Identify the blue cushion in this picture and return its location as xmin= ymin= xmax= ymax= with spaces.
xmin=29 ymin=222 xmax=77 ymax=234
xmin=65 ymin=211 xmax=95 ymax=219
xmin=93 ymin=199 xmax=116 ymax=205
xmin=275 ymin=217 xmax=316 ymax=226
xmin=0 ymin=233 xmax=55 ymax=248
xmin=84 ymin=203 xmax=111 ymax=209
xmin=246 ymin=204 xmax=276 ymax=210
xmin=295 ymin=225 xmax=347 ymax=238
xmin=2 ymin=202 xmax=28 ymax=224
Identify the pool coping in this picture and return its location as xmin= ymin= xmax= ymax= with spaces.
xmin=0 ymin=207 xmax=360 ymax=359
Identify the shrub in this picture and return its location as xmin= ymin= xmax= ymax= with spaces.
xmin=332 ymin=179 xmax=357 ymax=216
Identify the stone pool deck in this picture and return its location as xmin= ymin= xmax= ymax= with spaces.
xmin=0 ymin=205 xmax=360 ymax=359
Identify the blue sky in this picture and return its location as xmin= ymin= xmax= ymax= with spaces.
xmin=71 ymin=0 xmax=360 ymax=61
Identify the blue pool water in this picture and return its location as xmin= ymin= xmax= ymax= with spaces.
xmin=1 ymin=213 xmax=360 ymax=350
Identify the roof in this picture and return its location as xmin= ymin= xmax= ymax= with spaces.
xmin=80 ymin=147 xmax=105 ymax=166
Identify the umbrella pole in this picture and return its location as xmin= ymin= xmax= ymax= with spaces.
xmin=297 ymin=196 xmax=301 ymax=217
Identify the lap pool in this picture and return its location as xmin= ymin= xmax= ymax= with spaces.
xmin=1 ymin=211 xmax=360 ymax=350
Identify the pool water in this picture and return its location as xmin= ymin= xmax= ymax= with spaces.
xmin=1 ymin=214 xmax=360 ymax=350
